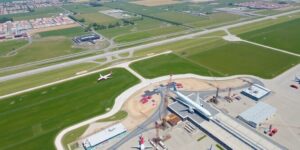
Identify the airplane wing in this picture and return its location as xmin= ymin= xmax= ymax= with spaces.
xmin=176 ymin=98 xmax=195 ymax=113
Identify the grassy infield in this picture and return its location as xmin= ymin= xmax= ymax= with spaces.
xmin=0 ymin=68 xmax=139 ymax=150
xmin=0 ymin=3 xmax=300 ymax=150
xmin=0 ymin=27 xmax=88 ymax=68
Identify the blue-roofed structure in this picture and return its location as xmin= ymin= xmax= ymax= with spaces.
xmin=238 ymin=102 xmax=276 ymax=128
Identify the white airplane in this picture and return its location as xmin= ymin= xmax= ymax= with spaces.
xmin=97 ymin=71 xmax=112 ymax=81
xmin=295 ymin=76 xmax=300 ymax=84
xmin=132 ymin=135 xmax=152 ymax=150
xmin=171 ymin=85 xmax=212 ymax=119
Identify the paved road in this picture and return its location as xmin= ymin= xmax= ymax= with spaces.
xmin=1 ymin=9 xmax=300 ymax=82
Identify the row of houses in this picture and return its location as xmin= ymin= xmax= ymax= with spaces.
xmin=0 ymin=0 xmax=62 ymax=15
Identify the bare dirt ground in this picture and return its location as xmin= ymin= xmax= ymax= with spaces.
xmin=28 ymin=23 xmax=79 ymax=35
xmin=122 ymin=85 xmax=161 ymax=130
xmin=173 ymin=78 xmax=245 ymax=91
xmin=131 ymin=0 xmax=182 ymax=6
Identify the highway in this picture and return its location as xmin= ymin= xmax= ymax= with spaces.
xmin=1 ymin=9 xmax=300 ymax=82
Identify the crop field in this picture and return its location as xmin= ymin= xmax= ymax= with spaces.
xmin=240 ymin=18 xmax=300 ymax=54
xmin=0 ymin=37 xmax=82 ymax=68
xmin=2 ymin=6 xmax=65 ymax=20
xmin=130 ymin=53 xmax=223 ymax=79
xmin=39 ymin=27 xmax=87 ymax=38
xmin=0 ymin=40 xmax=27 ymax=56
xmin=0 ymin=68 xmax=140 ymax=150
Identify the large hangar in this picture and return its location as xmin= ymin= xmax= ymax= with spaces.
xmin=238 ymin=102 xmax=276 ymax=128
xmin=82 ymin=123 xmax=127 ymax=150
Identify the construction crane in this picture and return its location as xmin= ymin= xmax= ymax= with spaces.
xmin=207 ymin=71 xmax=220 ymax=104
xmin=162 ymin=74 xmax=173 ymax=127
xmin=153 ymin=74 xmax=173 ymax=144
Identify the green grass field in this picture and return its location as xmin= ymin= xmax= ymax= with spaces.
xmin=130 ymin=53 xmax=223 ymax=79
xmin=0 ymin=68 xmax=139 ymax=150
xmin=0 ymin=37 xmax=82 ymax=68
xmin=114 ymin=25 xmax=185 ymax=43
xmin=62 ymin=4 xmax=107 ymax=14
xmin=0 ymin=63 xmax=101 ymax=96
xmin=1 ymin=7 xmax=65 ymax=20
xmin=229 ymin=12 xmax=300 ymax=35
xmin=0 ymin=40 xmax=27 ymax=56
xmin=75 ymin=12 xmax=118 ymax=25
xmin=240 ymin=18 xmax=300 ymax=54
xmin=131 ymin=33 xmax=300 ymax=79
xmin=39 ymin=27 xmax=87 ymax=38
xmin=98 ymin=18 xmax=169 ymax=38
xmin=186 ymin=41 xmax=300 ymax=78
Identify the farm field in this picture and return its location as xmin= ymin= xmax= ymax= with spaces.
xmin=0 ymin=37 xmax=82 ymax=68
xmin=240 ymin=18 xmax=300 ymax=54
xmin=0 ymin=40 xmax=28 ymax=56
xmin=1 ymin=6 xmax=65 ymax=20
xmin=0 ymin=68 xmax=140 ymax=150
xmin=38 ymin=27 xmax=87 ymax=38
xmin=130 ymin=53 xmax=223 ymax=79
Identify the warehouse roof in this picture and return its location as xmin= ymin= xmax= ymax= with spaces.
xmin=239 ymin=102 xmax=276 ymax=126
xmin=83 ymin=123 xmax=127 ymax=148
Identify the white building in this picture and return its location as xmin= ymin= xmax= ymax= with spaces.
xmin=82 ymin=123 xmax=127 ymax=150
xmin=241 ymin=84 xmax=271 ymax=100
xmin=238 ymin=102 xmax=276 ymax=128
